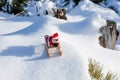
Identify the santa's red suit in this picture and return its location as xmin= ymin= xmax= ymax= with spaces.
xmin=45 ymin=33 xmax=59 ymax=47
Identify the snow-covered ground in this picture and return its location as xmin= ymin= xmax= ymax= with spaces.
xmin=0 ymin=1 xmax=120 ymax=80
xmin=105 ymin=0 xmax=120 ymax=16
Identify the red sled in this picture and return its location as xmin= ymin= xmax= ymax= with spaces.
xmin=44 ymin=35 xmax=62 ymax=57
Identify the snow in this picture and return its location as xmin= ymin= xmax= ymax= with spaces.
xmin=0 ymin=16 xmax=91 ymax=80
xmin=30 ymin=0 xmax=55 ymax=16
xmin=0 ymin=12 xmax=12 ymax=20
xmin=0 ymin=1 xmax=120 ymax=80
xmin=8 ymin=0 xmax=13 ymax=4
xmin=106 ymin=0 xmax=120 ymax=16
xmin=0 ymin=18 xmax=33 ymax=35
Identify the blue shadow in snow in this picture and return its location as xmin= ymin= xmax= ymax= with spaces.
xmin=25 ymin=44 xmax=48 ymax=61
xmin=0 ymin=44 xmax=48 ymax=60
xmin=0 ymin=46 xmax=34 ymax=57
xmin=1 ymin=17 xmax=47 ymax=35
xmin=6 ymin=16 xmax=40 ymax=22
xmin=58 ymin=21 xmax=92 ymax=35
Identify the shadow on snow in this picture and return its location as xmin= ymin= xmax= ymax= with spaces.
xmin=1 ymin=16 xmax=47 ymax=35
xmin=0 ymin=44 xmax=48 ymax=60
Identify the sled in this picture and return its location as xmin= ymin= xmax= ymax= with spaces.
xmin=44 ymin=36 xmax=62 ymax=57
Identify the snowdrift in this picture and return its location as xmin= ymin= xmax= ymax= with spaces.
xmin=0 ymin=1 xmax=120 ymax=80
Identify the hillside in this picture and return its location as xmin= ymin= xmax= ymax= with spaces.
xmin=0 ymin=1 xmax=120 ymax=80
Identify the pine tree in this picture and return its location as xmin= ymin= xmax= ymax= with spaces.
xmin=73 ymin=0 xmax=80 ymax=5
xmin=56 ymin=0 xmax=81 ymax=10
xmin=56 ymin=0 xmax=70 ymax=7
xmin=11 ymin=0 xmax=28 ymax=14
xmin=0 ymin=0 xmax=2 ymax=10
xmin=0 ymin=0 xmax=7 ymax=11
xmin=0 ymin=0 xmax=29 ymax=14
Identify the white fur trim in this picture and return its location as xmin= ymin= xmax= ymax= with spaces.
xmin=52 ymin=38 xmax=59 ymax=43
xmin=52 ymin=36 xmax=58 ymax=39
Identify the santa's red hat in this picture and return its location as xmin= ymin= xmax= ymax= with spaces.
xmin=52 ymin=33 xmax=59 ymax=43
xmin=52 ymin=33 xmax=59 ymax=39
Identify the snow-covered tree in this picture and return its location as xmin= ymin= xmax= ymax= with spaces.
xmin=0 ymin=0 xmax=13 ymax=13
xmin=0 ymin=0 xmax=2 ymax=10
xmin=34 ymin=0 xmax=55 ymax=16
xmin=0 ymin=0 xmax=28 ymax=14
xmin=0 ymin=0 xmax=7 ymax=11
xmin=35 ymin=0 xmax=42 ymax=13
xmin=90 ymin=0 xmax=106 ymax=4
xmin=11 ymin=0 xmax=29 ymax=14
xmin=56 ymin=0 xmax=81 ymax=11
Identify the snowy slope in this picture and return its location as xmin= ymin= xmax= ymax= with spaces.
xmin=68 ymin=1 xmax=120 ymax=77
xmin=0 ymin=16 xmax=91 ymax=80
xmin=0 ymin=1 xmax=120 ymax=80
xmin=105 ymin=0 xmax=120 ymax=16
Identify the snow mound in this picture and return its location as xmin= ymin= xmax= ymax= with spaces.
xmin=0 ymin=16 xmax=91 ymax=80
xmin=0 ymin=1 xmax=120 ymax=80
xmin=69 ymin=1 xmax=119 ymax=20
xmin=59 ymin=13 xmax=106 ymax=35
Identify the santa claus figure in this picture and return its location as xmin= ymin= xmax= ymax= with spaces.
xmin=45 ymin=33 xmax=59 ymax=47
